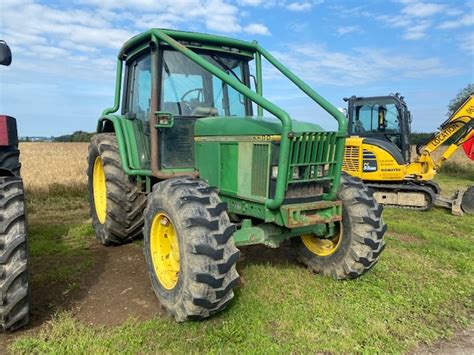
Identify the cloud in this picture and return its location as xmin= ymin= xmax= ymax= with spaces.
xmin=244 ymin=24 xmax=271 ymax=35
xmin=286 ymin=2 xmax=313 ymax=11
xmin=365 ymin=1 xmax=469 ymax=41
xmin=238 ymin=0 xmax=266 ymax=6
xmin=239 ymin=0 xmax=323 ymax=11
xmin=0 ymin=0 xmax=275 ymax=78
xmin=459 ymin=32 xmax=474 ymax=55
xmin=266 ymin=43 xmax=457 ymax=86
xmin=402 ymin=20 xmax=431 ymax=40
xmin=438 ymin=14 xmax=474 ymax=30
xmin=399 ymin=0 xmax=446 ymax=17
xmin=330 ymin=5 xmax=370 ymax=18
xmin=336 ymin=26 xmax=361 ymax=36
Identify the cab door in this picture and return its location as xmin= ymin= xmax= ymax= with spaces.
xmin=121 ymin=49 xmax=152 ymax=169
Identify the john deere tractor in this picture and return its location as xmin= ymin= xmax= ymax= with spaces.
xmin=0 ymin=40 xmax=30 ymax=331
xmin=88 ymin=29 xmax=386 ymax=321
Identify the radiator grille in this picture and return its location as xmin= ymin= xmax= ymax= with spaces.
xmin=343 ymin=145 xmax=360 ymax=172
xmin=287 ymin=132 xmax=338 ymax=184
xmin=251 ymin=144 xmax=269 ymax=197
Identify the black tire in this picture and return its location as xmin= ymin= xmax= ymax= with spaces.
xmin=0 ymin=177 xmax=30 ymax=332
xmin=295 ymin=173 xmax=387 ymax=279
xmin=0 ymin=148 xmax=20 ymax=176
xmin=144 ymin=177 xmax=240 ymax=322
xmin=87 ymin=133 xmax=146 ymax=245
xmin=461 ymin=186 xmax=474 ymax=214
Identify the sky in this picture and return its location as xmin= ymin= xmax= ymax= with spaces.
xmin=0 ymin=0 xmax=473 ymax=136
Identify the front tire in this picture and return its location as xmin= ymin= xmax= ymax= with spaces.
xmin=87 ymin=134 xmax=146 ymax=245
xmin=0 ymin=177 xmax=30 ymax=332
xmin=144 ymin=177 xmax=240 ymax=321
xmin=295 ymin=173 xmax=387 ymax=279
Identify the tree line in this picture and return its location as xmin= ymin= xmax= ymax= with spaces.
xmin=54 ymin=130 xmax=95 ymax=142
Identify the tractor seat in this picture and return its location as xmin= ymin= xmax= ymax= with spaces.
xmin=191 ymin=106 xmax=218 ymax=117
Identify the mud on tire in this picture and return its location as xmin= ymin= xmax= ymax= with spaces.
xmin=87 ymin=133 xmax=147 ymax=245
xmin=0 ymin=177 xmax=30 ymax=331
xmin=144 ymin=177 xmax=240 ymax=321
xmin=296 ymin=173 xmax=387 ymax=279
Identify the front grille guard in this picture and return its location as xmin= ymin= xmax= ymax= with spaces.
xmin=287 ymin=132 xmax=342 ymax=199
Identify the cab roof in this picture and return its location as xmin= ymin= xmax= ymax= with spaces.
xmin=119 ymin=28 xmax=258 ymax=60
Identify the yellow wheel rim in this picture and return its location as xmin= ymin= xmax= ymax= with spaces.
xmin=150 ymin=213 xmax=180 ymax=290
xmin=93 ymin=157 xmax=107 ymax=224
xmin=301 ymin=223 xmax=342 ymax=257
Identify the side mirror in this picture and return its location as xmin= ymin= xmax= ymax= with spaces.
xmin=154 ymin=111 xmax=174 ymax=128
xmin=0 ymin=40 xmax=12 ymax=66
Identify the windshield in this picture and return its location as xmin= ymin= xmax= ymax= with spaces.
xmin=351 ymin=99 xmax=401 ymax=134
xmin=161 ymin=49 xmax=250 ymax=117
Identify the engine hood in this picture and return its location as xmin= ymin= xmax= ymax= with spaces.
xmin=194 ymin=116 xmax=324 ymax=136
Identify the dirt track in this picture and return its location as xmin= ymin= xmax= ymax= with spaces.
xmin=0 ymin=241 xmax=472 ymax=353
xmin=0 ymin=243 xmax=163 ymax=352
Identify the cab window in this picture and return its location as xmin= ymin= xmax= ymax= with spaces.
xmin=354 ymin=102 xmax=400 ymax=134
xmin=128 ymin=53 xmax=151 ymax=120
xmin=160 ymin=49 xmax=250 ymax=117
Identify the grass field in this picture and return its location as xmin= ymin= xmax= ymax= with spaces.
xmin=6 ymin=143 xmax=474 ymax=353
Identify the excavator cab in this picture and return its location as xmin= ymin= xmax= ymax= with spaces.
xmin=345 ymin=94 xmax=412 ymax=163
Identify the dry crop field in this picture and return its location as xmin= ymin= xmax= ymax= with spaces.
xmin=19 ymin=142 xmax=88 ymax=192
xmin=19 ymin=142 xmax=472 ymax=192
xmin=4 ymin=141 xmax=472 ymax=353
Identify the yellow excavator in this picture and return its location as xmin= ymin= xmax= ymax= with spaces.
xmin=342 ymin=93 xmax=473 ymax=215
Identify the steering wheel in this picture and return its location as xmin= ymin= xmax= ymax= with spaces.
xmin=180 ymin=88 xmax=204 ymax=103
xmin=179 ymin=88 xmax=204 ymax=115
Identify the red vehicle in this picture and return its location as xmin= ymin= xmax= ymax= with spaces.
xmin=0 ymin=40 xmax=30 ymax=332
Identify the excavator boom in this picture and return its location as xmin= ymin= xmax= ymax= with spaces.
xmin=417 ymin=95 xmax=473 ymax=168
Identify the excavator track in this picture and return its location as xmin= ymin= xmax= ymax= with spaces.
xmin=366 ymin=182 xmax=435 ymax=211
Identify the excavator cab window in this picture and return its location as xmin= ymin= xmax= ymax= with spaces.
xmin=354 ymin=102 xmax=400 ymax=134
xmin=349 ymin=97 xmax=409 ymax=160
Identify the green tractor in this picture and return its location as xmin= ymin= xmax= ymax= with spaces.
xmin=88 ymin=29 xmax=386 ymax=321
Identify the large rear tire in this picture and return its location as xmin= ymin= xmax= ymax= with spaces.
xmin=0 ymin=177 xmax=30 ymax=332
xmin=295 ymin=173 xmax=386 ymax=279
xmin=144 ymin=177 xmax=240 ymax=321
xmin=87 ymin=134 xmax=146 ymax=245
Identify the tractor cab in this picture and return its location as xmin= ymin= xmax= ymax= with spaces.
xmin=345 ymin=94 xmax=412 ymax=163
xmin=121 ymin=43 xmax=253 ymax=170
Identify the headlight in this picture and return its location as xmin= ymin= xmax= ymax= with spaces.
xmin=271 ymin=166 xmax=278 ymax=179
xmin=317 ymin=165 xmax=324 ymax=177
xmin=292 ymin=167 xmax=301 ymax=180
xmin=310 ymin=165 xmax=324 ymax=178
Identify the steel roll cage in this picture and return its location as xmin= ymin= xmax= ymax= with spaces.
xmin=100 ymin=28 xmax=347 ymax=209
